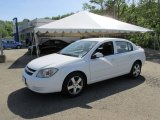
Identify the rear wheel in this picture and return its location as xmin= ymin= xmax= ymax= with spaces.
xmin=130 ymin=61 xmax=141 ymax=78
xmin=62 ymin=73 xmax=86 ymax=97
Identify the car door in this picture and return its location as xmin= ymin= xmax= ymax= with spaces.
xmin=54 ymin=40 xmax=68 ymax=51
xmin=2 ymin=40 xmax=7 ymax=48
xmin=40 ymin=40 xmax=53 ymax=53
xmin=113 ymin=41 xmax=134 ymax=75
xmin=48 ymin=40 xmax=57 ymax=53
xmin=5 ymin=41 xmax=10 ymax=48
xmin=53 ymin=40 xmax=61 ymax=52
xmin=89 ymin=41 xmax=117 ymax=83
xmin=10 ymin=41 xmax=16 ymax=48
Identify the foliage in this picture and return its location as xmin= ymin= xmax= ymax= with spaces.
xmin=83 ymin=0 xmax=160 ymax=49
xmin=1 ymin=0 xmax=160 ymax=49
xmin=0 ymin=20 xmax=13 ymax=38
xmin=0 ymin=13 xmax=74 ymax=38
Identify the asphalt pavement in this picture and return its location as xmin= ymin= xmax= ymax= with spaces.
xmin=0 ymin=49 xmax=160 ymax=120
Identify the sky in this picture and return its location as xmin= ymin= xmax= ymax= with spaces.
xmin=0 ymin=0 xmax=89 ymax=21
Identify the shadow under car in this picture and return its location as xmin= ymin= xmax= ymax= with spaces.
xmin=7 ymin=75 xmax=145 ymax=119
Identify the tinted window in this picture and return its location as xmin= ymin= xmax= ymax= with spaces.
xmin=43 ymin=41 xmax=50 ymax=45
xmin=54 ymin=40 xmax=67 ymax=45
xmin=43 ymin=40 xmax=66 ymax=46
xmin=54 ymin=40 xmax=61 ymax=44
xmin=116 ymin=41 xmax=133 ymax=53
xmin=95 ymin=42 xmax=114 ymax=56
xmin=43 ymin=41 xmax=54 ymax=45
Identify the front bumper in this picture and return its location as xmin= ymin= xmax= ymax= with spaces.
xmin=22 ymin=69 xmax=64 ymax=93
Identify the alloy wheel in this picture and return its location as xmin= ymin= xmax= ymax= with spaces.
xmin=132 ymin=64 xmax=141 ymax=77
xmin=67 ymin=76 xmax=83 ymax=95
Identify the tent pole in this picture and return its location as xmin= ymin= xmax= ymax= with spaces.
xmin=154 ymin=32 xmax=156 ymax=50
xmin=34 ymin=32 xmax=39 ymax=57
xmin=156 ymin=32 xmax=160 ymax=51
xmin=31 ymin=32 xmax=34 ymax=56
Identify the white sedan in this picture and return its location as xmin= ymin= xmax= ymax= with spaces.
xmin=22 ymin=38 xmax=145 ymax=97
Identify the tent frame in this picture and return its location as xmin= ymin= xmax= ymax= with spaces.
xmin=32 ymin=31 xmax=160 ymax=57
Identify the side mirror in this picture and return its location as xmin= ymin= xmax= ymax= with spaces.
xmin=91 ymin=52 xmax=103 ymax=59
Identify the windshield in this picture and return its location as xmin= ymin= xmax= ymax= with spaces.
xmin=59 ymin=40 xmax=98 ymax=57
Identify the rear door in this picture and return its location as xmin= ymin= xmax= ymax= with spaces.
xmin=54 ymin=40 xmax=68 ymax=51
xmin=113 ymin=41 xmax=134 ymax=75
xmin=10 ymin=41 xmax=16 ymax=48
xmin=6 ymin=41 xmax=10 ymax=48
xmin=41 ymin=40 xmax=54 ymax=53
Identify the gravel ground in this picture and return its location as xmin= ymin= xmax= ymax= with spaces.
xmin=0 ymin=49 xmax=160 ymax=120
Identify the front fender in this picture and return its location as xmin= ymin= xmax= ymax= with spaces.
xmin=59 ymin=60 xmax=90 ymax=84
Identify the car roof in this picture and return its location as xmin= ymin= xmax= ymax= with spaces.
xmin=81 ymin=38 xmax=130 ymax=43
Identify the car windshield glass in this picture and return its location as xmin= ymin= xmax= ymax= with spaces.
xmin=59 ymin=40 xmax=98 ymax=57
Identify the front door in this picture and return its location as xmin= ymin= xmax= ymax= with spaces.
xmin=90 ymin=41 xmax=116 ymax=83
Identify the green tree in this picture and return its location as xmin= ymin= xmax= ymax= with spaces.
xmin=2 ymin=29 xmax=9 ymax=38
xmin=90 ymin=0 xmax=106 ymax=11
xmin=82 ymin=0 xmax=160 ymax=48
xmin=0 ymin=20 xmax=13 ymax=38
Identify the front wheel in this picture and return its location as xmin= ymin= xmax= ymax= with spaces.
xmin=62 ymin=73 xmax=86 ymax=97
xmin=130 ymin=62 xmax=141 ymax=78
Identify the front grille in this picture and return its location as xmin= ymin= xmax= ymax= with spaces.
xmin=27 ymin=67 xmax=36 ymax=72
xmin=25 ymin=69 xmax=33 ymax=75
xmin=25 ymin=66 xmax=36 ymax=76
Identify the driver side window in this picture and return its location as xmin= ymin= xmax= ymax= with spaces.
xmin=95 ymin=42 xmax=114 ymax=56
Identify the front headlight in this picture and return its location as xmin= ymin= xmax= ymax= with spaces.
xmin=37 ymin=68 xmax=58 ymax=78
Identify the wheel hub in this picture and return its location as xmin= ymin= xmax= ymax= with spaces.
xmin=67 ymin=76 xmax=83 ymax=95
xmin=133 ymin=64 xmax=140 ymax=77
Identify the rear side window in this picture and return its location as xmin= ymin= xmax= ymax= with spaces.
xmin=116 ymin=41 xmax=133 ymax=53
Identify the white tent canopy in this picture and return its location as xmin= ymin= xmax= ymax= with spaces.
xmin=34 ymin=11 xmax=153 ymax=36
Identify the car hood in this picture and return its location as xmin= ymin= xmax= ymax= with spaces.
xmin=27 ymin=53 xmax=80 ymax=70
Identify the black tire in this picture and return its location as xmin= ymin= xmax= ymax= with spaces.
xmin=130 ymin=61 xmax=141 ymax=78
xmin=62 ymin=72 xmax=86 ymax=97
